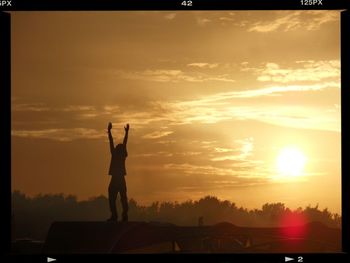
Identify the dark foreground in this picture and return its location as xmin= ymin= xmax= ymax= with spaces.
xmin=12 ymin=221 xmax=341 ymax=253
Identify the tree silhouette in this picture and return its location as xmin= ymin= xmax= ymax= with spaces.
xmin=11 ymin=191 xmax=341 ymax=241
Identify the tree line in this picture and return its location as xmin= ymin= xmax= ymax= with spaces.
xmin=12 ymin=191 xmax=341 ymax=241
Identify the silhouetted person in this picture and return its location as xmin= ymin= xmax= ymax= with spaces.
xmin=107 ymin=122 xmax=129 ymax=222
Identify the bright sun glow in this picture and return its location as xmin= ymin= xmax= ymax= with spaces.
xmin=277 ymin=147 xmax=307 ymax=177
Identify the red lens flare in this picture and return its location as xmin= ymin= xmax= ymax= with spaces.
xmin=279 ymin=212 xmax=308 ymax=238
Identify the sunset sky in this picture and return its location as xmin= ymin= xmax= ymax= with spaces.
xmin=11 ymin=11 xmax=341 ymax=213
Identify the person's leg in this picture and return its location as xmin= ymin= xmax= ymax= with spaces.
xmin=108 ymin=176 xmax=118 ymax=221
xmin=120 ymin=190 xmax=128 ymax=222
xmin=120 ymin=177 xmax=129 ymax=222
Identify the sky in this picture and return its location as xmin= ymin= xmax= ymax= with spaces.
xmin=11 ymin=11 xmax=341 ymax=213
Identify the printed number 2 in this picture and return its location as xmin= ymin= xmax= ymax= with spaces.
xmin=298 ymin=256 xmax=303 ymax=262
xmin=181 ymin=1 xmax=193 ymax=6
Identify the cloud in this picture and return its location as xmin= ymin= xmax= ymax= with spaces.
xmin=12 ymin=69 xmax=340 ymax=141
xmin=143 ymin=130 xmax=174 ymax=139
xmin=11 ymin=128 xmax=105 ymax=142
xmin=249 ymin=12 xmax=298 ymax=32
xmin=164 ymin=13 xmax=176 ymax=20
xmin=304 ymin=11 xmax=340 ymax=30
xmin=114 ymin=69 xmax=235 ymax=83
xmin=204 ymin=76 xmax=236 ymax=82
xmin=214 ymin=147 xmax=233 ymax=153
xmin=102 ymin=105 xmax=120 ymax=115
xmin=12 ymin=103 xmax=50 ymax=112
xmin=163 ymin=163 xmax=237 ymax=176
xmin=162 ymin=162 xmax=270 ymax=182
xmin=110 ymin=109 xmax=171 ymax=129
xmin=187 ymin=63 xmax=219 ymax=69
xmin=12 ymin=103 xmax=99 ymax=114
xmin=168 ymin=82 xmax=338 ymax=105
xmin=157 ymin=81 xmax=340 ymax=131
xmin=248 ymin=11 xmax=339 ymax=33
xmin=11 ymin=101 xmax=171 ymax=133
xmin=60 ymin=105 xmax=99 ymax=119
xmin=243 ymin=60 xmax=340 ymax=83
xmin=211 ymin=137 xmax=254 ymax=161
xmin=135 ymin=151 xmax=174 ymax=158
xmin=12 ymin=74 xmax=340 ymax=138
xmin=219 ymin=17 xmax=235 ymax=22
xmin=115 ymin=69 xmax=182 ymax=82
xmin=196 ymin=17 xmax=211 ymax=26
xmin=12 ymin=103 xmax=122 ymax=124
xmin=61 ymin=105 xmax=96 ymax=112
xmin=241 ymin=82 xmax=339 ymax=96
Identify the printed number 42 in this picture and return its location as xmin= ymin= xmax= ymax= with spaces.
xmin=181 ymin=1 xmax=193 ymax=6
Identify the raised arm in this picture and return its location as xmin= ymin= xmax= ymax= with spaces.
xmin=123 ymin=123 xmax=129 ymax=147
xmin=108 ymin=122 xmax=114 ymax=154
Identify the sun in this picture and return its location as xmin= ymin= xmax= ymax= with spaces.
xmin=276 ymin=147 xmax=307 ymax=177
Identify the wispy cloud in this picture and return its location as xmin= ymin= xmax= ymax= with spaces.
xmin=11 ymin=128 xmax=105 ymax=142
xmin=110 ymin=110 xmax=170 ymax=129
xmin=135 ymin=151 xmax=174 ymax=158
xmin=243 ymin=60 xmax=340 ymax=83
xmin=114 ymin=69 xmax=235 ymax=83
xmin=211 ymin=138 xmax=254 ymax=161
xmin=164 ymin=13 xmax=176 ymax=20
xmin=248 ymin=11 xmax=339 ymax=33
xmin=163 ymin=162 xmax=270 ymax=182
xmin=143 ymin=130 xmax=174 ymax=139
xmin=158 ymin=81 xmax=340 ymax=131
xmin=214 ymin=147 xmax=233 ymax=153
xmin=219 ymin=17 xmax=235 ymax=22
xmin=12 ymin=103 xmax=98 ymax=114
xmin=12 ymin=75 xmax=340 ymax=138
xmin=12 ymin=103 xmax=50 ymax=112
xmin=61 ymin=105 xmax=96 ymax=112
xmin=304 ymin=11 xmax=339 ymax=30
xmin=196 ymin=17 xmax=211 ymax=26
xmin=187 ymin=63 xmax=219 ymax=69
xmin=168 ymin=83 xmax=338 ymax=106
xmin=164 ymin=163 xmax=237 ymax=176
